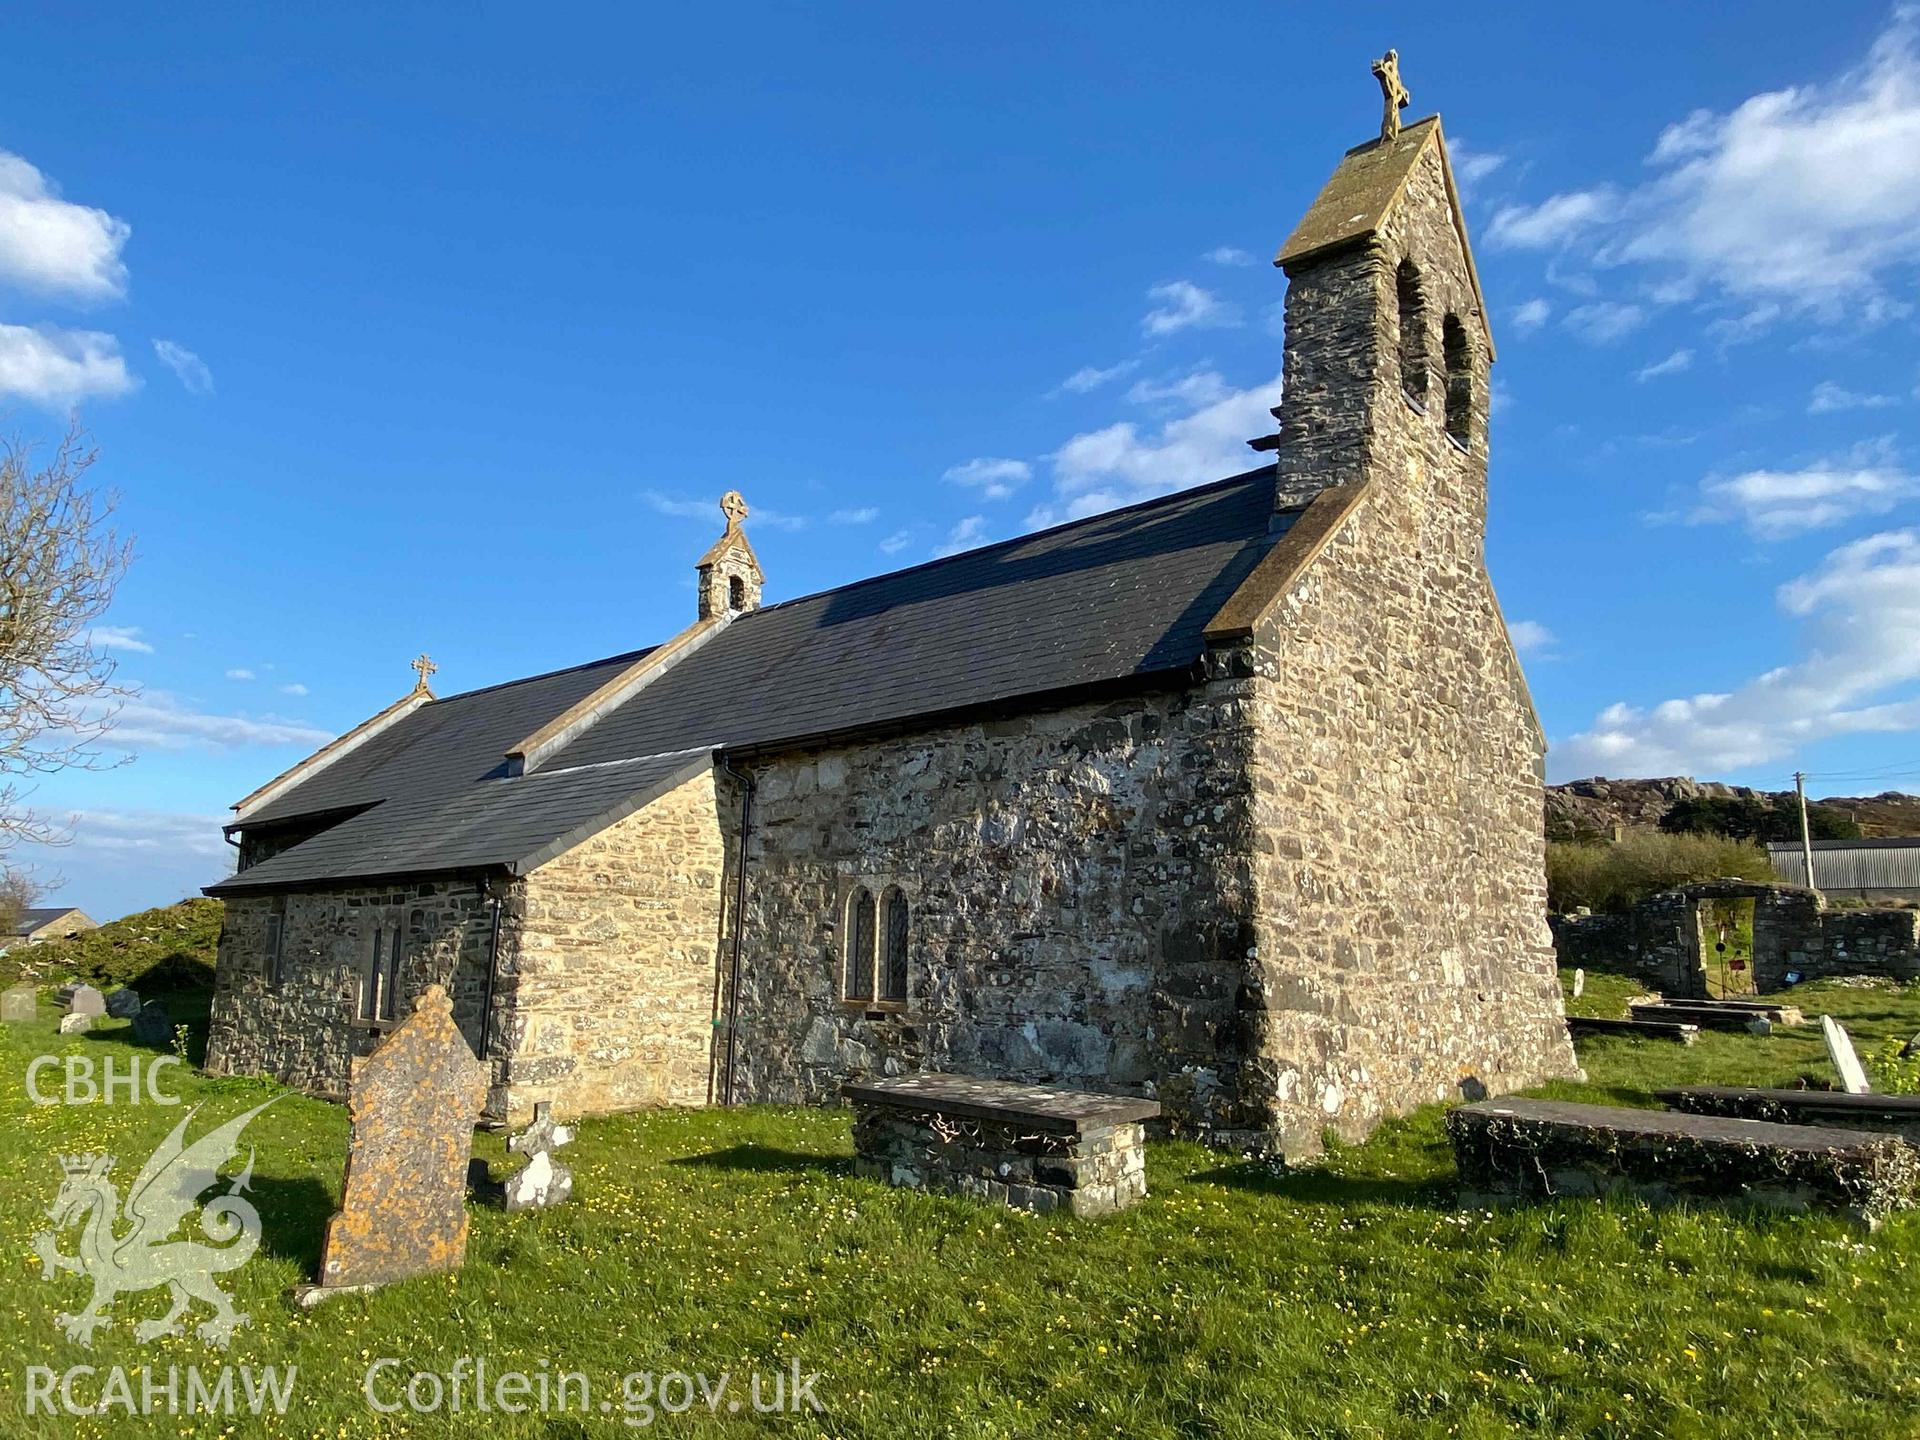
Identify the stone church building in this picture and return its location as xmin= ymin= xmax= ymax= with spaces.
xmin=206 ymin=106 xmax=1575 ymax=1153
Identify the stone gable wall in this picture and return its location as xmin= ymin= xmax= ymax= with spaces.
xmin=1245 ymin=140 xmax=1575 ymax=1151
xmin=206 ymin=878 xmax=495 ymax=1099
xmin=722 ymin=683 xmax=1264 ymax=1133
xmin=498 ymin=767 xmax=728 ymax=1120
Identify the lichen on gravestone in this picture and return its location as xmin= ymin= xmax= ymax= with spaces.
xmin=307 ymin=985 xmax=488 ymax=1295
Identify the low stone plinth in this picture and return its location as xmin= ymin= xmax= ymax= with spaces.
xmin=1448 ymin=1097 xmax=1920 ymax=1229
xmin=843 ymin=1073 xmax=1159 ymax=1218
xmin=1659 ymin=1087 xmax=1920 ymax=1144
xmin=1630 ymin=1001 xmax=1801 ymax=1031
xmin=1566 ymin=1015 xmax=1699 ymax=1044
xmin=1672 ymin=999 xmax=1806 ymax=1025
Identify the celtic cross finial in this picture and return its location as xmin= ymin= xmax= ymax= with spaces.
xmin=410 ymin=653 xmax=437 ymax=693
xmin=1371 ymin=49 xmax=1410 ymax=144
xmin=719 ymin=490 xmax=749 ymax=530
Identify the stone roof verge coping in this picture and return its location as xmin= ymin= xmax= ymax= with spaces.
xmin=1202 ymin=479 xmax=1374 ymax=644
xmin=232 ymin=688 xmax=435 ymax=820
xmin=506 ymin=616 xmax=724 ymax=775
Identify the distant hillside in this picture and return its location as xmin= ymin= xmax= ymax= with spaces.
xmin=1548 ymin=777 xmax=1920 ymax=844
xmin=1 ymin=898 xmax=223 ymax=992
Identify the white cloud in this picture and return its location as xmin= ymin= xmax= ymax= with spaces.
xmin=829 ymin=506 xmax=878 ymax=525
xmin=102 ymin=691 xmax=332 ymax=753
xmin=152 ymin=338 xmax=213 ymax=395
xmin=0 ymin=150 xmax=130 ymax=301
xmin=640 ymin=490 xmax=710 ymax=520
xmin=1204 ymin=246 xmax=1257 ymax=267
xmin=55 ymin=807 xmax=231 ymax=862
xmin=943 ymin=457 xmax=1030 ymax=501
xmin=1809 ymin=379 xmax=1897 ymax=413
xmin=1496 ymin=13 xmax=1920 ymax=316
xmin=1635 ymin=348 xmax=1694 ymax=382
xmin=1508 ymin=619 xmax=1556 ymax=656
xmin=225 ymin=668 xmax=255 ymax=681
xmin=1558 ymin=527 xmax=1920 ymax=775
xmin=0 ymin=323 xmax=134 ymax=407
xmin=278 ymin=682 xmax=309 ymax=697
xmin=1511 ymin=298 xmax=1552 ymax=333
xmin=1141 ymin=280 xmax=1238 ymax=336
xmin=87 ymin=625 xmax=152 ymax=654
xmin=1488 ymin=189 xmax=1617 ymax=250
xmin=934 ymin=515 xmax=989 ymax=558
xmin=1447 ymin=139 xmax=1507 ymax=200
xmin=641 ymin=490 xmax=807 ymax=530
xmin=1052 ymin=359 xmax=1139 ymax=396
xmin=1125 ymin=369 xmax=1232 ymax=410
xmin=1692 ymin=439 xmax=1917 ymax=538
xmin=878 ymin=529 xmax=912 ymax=555
xmin=1563 ymin=301 xmax=1646 ymax=344
xmin=1036 ymin=370 xmax=1282 ymax=524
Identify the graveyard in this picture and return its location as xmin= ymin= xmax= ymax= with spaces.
xmin=3 ymin=972 xmax=1919 ymax=1438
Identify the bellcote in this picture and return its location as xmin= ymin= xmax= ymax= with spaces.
xmin=695 ymin=490 xmax=763 ymax=621
xmin=1266 ymin=51 xmax=1495 ymax=509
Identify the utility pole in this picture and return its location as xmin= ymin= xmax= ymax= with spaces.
xmin=1795 ymin=770 xmax=1819 ymax=897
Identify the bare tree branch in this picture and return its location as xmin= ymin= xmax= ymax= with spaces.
xmin=0 ymin=423 xmax=133 ymax=856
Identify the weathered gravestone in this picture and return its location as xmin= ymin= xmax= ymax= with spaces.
xmin=2 ymin=983 xmax=35 ymax=1023
xmin=1572 ymin=968 xmax=1585 ymax=999
xmin=1824 ymin=1015 xmax=1872 ymax=1096
xmin=57 ymin=1013 xmax=91 ymax=1035
xmin=504 ymin=1101 xmax=576 ymax=1212
xmin=105 ymin=987 xmax=143 ymax=1020
xmin=131 ymin=999 xmax=173 ymax=1047
xmin=298 ymin=985 xmax=487 ymax=1304
xmin=56 ymin=983 xmax=104 ymax=1017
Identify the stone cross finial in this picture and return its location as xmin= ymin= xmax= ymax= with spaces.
xmin=1371 ymin=48 xmax=1410 ymax=144
xmin=410 ymin=653 xmax=437 ymax=693
xmin=719 ymin=490 xmax=749 ymax=530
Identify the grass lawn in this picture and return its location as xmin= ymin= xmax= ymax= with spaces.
xmin=3 ymin=977 xmax=1920 ymax=1438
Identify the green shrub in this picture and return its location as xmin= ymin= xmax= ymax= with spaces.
xmin=1660 ymin=792 xmax=1861 ymax=842
xmin=1 ymin=897 xmax=223 ymax=992
xmin=1547 ymin=829 xmax=1773 ymax=914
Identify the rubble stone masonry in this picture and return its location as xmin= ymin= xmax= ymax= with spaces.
xmin=497 ymin=767 xmax=728 ymax=1121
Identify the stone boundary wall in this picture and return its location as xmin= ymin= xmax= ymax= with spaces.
xmin=1551 ymin=879 xmax=1920 ymax=996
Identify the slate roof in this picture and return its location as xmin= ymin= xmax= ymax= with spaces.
xmin=12 ymin=907 xmax=87 ymax=935
xmin=214 ymin=749 xmax=711 ymax=892
xmin=210 ymin=466 xmax=1285 ymax=894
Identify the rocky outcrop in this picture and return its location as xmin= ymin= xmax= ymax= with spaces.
xmin=1547 ymin=777 xmax=1920 ymax=843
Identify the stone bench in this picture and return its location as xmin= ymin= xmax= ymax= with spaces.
xmin=1659 ymin=1087 xmax=1920 ymax=1145
xmin=1447 ymin=1097 xmax=1920 ymax=1229
xmin=1566 ymin=1015 xmax=1699 ymax=1044
xmin=843 ymin=1073 xmax=1159 ymax=1218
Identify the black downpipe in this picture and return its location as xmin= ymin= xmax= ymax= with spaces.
xmin=717 ymin=761 xmax=755 ymax=1106
xmin=478 ymin=879 xmax=504 ymax=1089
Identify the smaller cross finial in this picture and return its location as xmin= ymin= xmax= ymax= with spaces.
xmin=1371 ymin=48 xmax=1410 ymax=144
xmin=719 ymin=490 xmax=749 ymax=530
xmin=410 ymin=653 xmax=437 ymax=693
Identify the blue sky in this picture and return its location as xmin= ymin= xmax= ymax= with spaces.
xmin=4 ymin=4 xmax=1919 ymax=919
